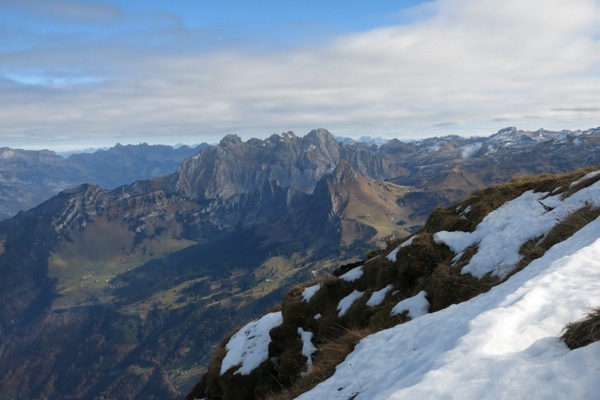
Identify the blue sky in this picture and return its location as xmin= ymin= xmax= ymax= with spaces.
xmin=1 ymin=0 xmax=599 ymax=150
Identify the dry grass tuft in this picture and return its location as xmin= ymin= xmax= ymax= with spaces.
xmin=562 ymin=308 xmax=600 ymax=350
xmin=393 ymin=234 xmax=453 ymax=287
xmin=262 ymin=327 xmax=373 ymax=400
xmin=424 ymin=263 xmax=498 ymax=312
xmin=509 ymin=205 xmax=600 ymax=280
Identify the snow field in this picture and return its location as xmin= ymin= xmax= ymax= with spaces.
xmin=220 ymin=311 xmax=283 ymax=375
xmin=297 ymin=215 xmax=600 ymax=399
xmin=434 ymin=180 xmax=600 ymax=278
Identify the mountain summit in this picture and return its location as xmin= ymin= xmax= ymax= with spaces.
xmin=170 ymin=129 xmax=341 ymax=200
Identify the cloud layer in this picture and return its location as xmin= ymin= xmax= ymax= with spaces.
xmin=1 ymin=0 xmax=599 ymax=149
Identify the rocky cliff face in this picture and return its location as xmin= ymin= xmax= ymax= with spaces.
xmin=170 ymin=129 xmax=342 ymax=200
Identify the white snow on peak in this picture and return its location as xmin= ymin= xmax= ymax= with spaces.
xmin=424 ymin=142 xmax=444 ymax=152
xmin=485 ymin=144 xmax=498 ymax=155
xmin=337 ymin=290 xmax=364 ymax=317
xmin=340 ymin=266 xmax=364 ymax=282
xmin=220 ymin=311 xmax=283 ymax=375
xmin=302 ymin=283 xmax=322 ymax=302
xmin=367 ymin=285 xmax=393 ymax=307
xmin=434 ymin=179 xmax=600 ymax=279
xmin=297 ymin=217 xmax=600 ymax=400
xmin=461 ymin=143 xmax=483 ymax=158
xmin=390 ymin=290 xmax=430 ymax=318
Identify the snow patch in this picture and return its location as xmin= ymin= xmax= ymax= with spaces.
xmin=297 ymin=217 xmax=600 ymax=400
xmin=367 ymin=285 xmax=393 ymax=307
xmin=387 ymin=246 xmax=401 ymax=262
xmin=387 ymin=237 xmax=416 ymax=261
xmin=424 ymin=142 xmax=444 ymax=152
xmin=337 ymin=290 xmax=364 ymax=317
xmin=297 ymin=328 xmax=318 ymax=369
xmin=340 ymin=266 xmax=364 ymax=282
xmin=302 ymin=284 xmax=322 ymax=302
xmin=390 ymin=290 xmax=429 ymax=318
xmin=461 ymin=143 xmax=483 ymax=158
xmin=570 ymin=170 xmax=600 ymax=188
xmin=485 ymin=144 xmax=498 ymax=155
xmin=220 ymin=312 xmax=283 ymax=375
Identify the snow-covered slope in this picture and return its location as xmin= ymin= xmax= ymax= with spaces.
xmin=189 ymin=167 xmax=600 ymax=400
xmin=298 ymin=216 xmax=600 ymax=399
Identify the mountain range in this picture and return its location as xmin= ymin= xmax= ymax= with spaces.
xmin=0 ymin=143 xmax=206 ymax=220
xmin=1 ymin=127 xmax=600 ymax=399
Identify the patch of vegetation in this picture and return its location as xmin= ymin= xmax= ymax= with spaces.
xmin=262 ymin=327 xmax=373 ymax=400
xmin=562 ymin=308 xmax=600 ymax=350
xmin=48 ymin=216 xmax=195 ymax=310
xmin=424 ymin=263 xmax=497 ymax=312
xmin=508 ymin=204 xmax=600 ymax=280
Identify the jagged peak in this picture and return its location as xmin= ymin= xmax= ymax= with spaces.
xmin=219 ymin=134 xmax=243 ymax=147
xmin=305 ymin=128 xmax=335 ymax=143
xmin=62 ymin=182 xmax=101 ymax=194
xmin=489 ymin=126 xmax=520 ymax=140
xmin=327 ymin=160 xmax=359 ymax=186
xmin=497 ymin=126 xmax=518 ymax=134
xmin=280 ymin=131 xmax=297 ymax=140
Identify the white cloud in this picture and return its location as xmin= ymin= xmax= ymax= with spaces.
xmin=1 ymin=0 xmax=599 ymax=149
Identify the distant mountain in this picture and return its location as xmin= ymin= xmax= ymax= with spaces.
xmin=2 ymin=127 xmax=600 ymax=399
xmin=3 ymin=125 xmax=600 ymax=221
xmin=190 ymin=166 xmax=600 ymax=400
xmin=334 ymin=135 xmax=387 ymax=145
xmin=0 ymin=143 xmax=207 ymax=219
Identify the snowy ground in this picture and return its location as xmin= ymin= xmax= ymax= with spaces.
xmin=220 ymin=312 xmax=283 ymax=375
xmin=434 ymin=179 xmax=600 ymax=278
xmin=297 ymin=216 xmax=600 ymax=399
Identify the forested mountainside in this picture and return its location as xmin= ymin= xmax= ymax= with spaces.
xmin=0 ymin=143 xmax=205 ymax=219
xmin=190 ymin=167 xmax=600 ymax=400
xmin=1 ymin=127 xmax=600 ymax=399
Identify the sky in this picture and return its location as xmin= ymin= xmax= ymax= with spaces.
xmin=1 ymin=0 xmax=599 ymax=150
